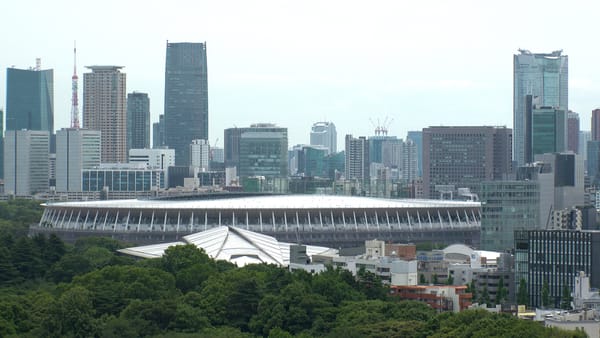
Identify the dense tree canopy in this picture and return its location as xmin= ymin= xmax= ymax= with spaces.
xmin=0 ymin=199 xmax=588 ymax=337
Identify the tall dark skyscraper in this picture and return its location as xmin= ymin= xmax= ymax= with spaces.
xmin=592 ymin=109 xmax=600 ymax=141
xmin=164 ymin=42 xmax=208 ymax=165
xmin=153 ymin=114 xmax=166 ymax=148
xmin=6 ymin=65 xmax=54 ymax=133
xmin=127 ymin=92 xmax=150 ymax=150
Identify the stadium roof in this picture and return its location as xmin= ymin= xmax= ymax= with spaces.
xmin=118 ymin=225 xmax=338 ymax=267
xmin=46 ymin=194 xmax=480 ymax=210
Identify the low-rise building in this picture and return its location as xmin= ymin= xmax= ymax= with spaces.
xmin=390 ymin=285 xmax=472 ymax=312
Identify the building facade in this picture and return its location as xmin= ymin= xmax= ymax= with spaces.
xmin=126 ymin=92 xmax=150 ymax=151
xmin=345 ymin=135 xmax=369 ymax=187
xmin=224 ymin=124 xmax=288 ymax=179
xmin=153 ymin=114 xmax=165 ymax=148
xmin=4 ymin=130 xmax=49 ymax=196
xmin=310 ymin=121 xmax=337 ymax=154
xmin=83 ymin=66 xmax=127 ymax=163
xmin=55 ymin=128 xmax=101 ymax=192
xmin=164 ymin=42 xmax=208 ymax=166
xmin=129 ymin=148 xmax=175 ymax=170
xmin=515 ymin=230 xmax=600 ymax=308
xmin=6 ymin=66 xmax=54 ymax=133
xmin=480 ymin=180 xmax=540 ymax=252
xmin=531 ymin=106 xmax=567 ymax=157
xmin=407 ymin=131 xmax=423 ymax=177
xmin=514 ymin=50 xmax=568 ymax=167
xmin=190 ymin=139 xmax=210 ymax=171
xmin=567 ymin=111 xmax=580 ymax=153
xmin=422 ymin=126 xmax=512 ymax=199
xmin=82 ymin=163 xmax=165 ymax=192
xmin=593 ymin=109 xmax=600 ymax=142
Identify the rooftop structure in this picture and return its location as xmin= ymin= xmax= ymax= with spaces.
xmin=33 ymin=194 xmax=481 ymax=247
xmin=118 ymin=225 xmax=338 ymax=267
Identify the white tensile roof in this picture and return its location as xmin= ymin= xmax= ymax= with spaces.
xmin=118 ymin=225 xmax=338 ymax=267
xmin=46 ymin=194 xmax=480 ymax=210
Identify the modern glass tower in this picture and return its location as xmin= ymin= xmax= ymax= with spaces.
xmin=127 ymin=92 xmax=150 ymax=151
xmin=310 ymin=122 xmax=337 ymax=154
xmin=164 ymin=42 xmax=208 ymax=166
xmin=514 ymin=50 xmax=568 ymax=167
xmin=6 ymin=67 xmax=54 ymax=133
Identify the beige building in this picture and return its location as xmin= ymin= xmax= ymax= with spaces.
xmin=83 ymin=66 xmax=127 ymax=163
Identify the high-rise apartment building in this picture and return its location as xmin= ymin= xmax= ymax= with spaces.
xmin=568 ymin=111 xmax=580 ymax=153
xmin=190 ymin=139 xmax=210 ymax=171
xmin=153 ymin=114 xmax=166 ymax=148
xmin=164 ymin=42 xmax=208 ymax=166
xmin=6 ymin=66 xmax=54 ymax=133
xmin=310 ymin=122 xmax=337 ymax=154
xmin=422 ymin=126 xmax=512 ymax=199
xmin=55 ymin=128 xmax=101 ymax=192
xmin=592 ymin=109 xmax=600 ymax=141
xmin=127 ymin=92 xmax=150 ymax=151
xmin=83 ymin=66 xmax=127 ymax=163
xmin=345 ymin=135 xmax=369 ymax=186
xmin=4 ymin=130 xmax=49 ymax=196
xmin=224 ymin=124 xmax=288 ymax=178
xmin=514 ymin=50 xmax=568 ymax=167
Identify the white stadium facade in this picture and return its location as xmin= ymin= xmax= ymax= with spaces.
xmin=32 ymin=194 xmax=482 ymax=248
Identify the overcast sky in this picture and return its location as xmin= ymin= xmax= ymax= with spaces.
xmin=1 ymin=0 xmax=600 ymax=147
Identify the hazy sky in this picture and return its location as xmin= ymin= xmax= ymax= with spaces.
xmin=2 ymin=0 xmax=600 ymax=147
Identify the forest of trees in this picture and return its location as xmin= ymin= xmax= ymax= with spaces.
xmin=0 ymin=199 xmax=588 ymax=337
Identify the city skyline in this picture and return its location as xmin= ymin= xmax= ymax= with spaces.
xmin=2 ymin=1 xmax=600 ymax=148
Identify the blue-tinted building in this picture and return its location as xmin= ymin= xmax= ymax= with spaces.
xmin=531 ymin=106 xmax=567 ymax=157
xmin=406 ymin=131 xmax=422 ymax=177
xmin=514 ymin=50 xmax=568 ymax=167
xmin=164 ymin=42 xmax=208 ymax=166
xmin=127 ymin=92 xmax=150 ymax=151
xmin=6 ymin=67 xmax=54 ymax=133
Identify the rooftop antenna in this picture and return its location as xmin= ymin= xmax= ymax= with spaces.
xmin=70 ymin=41 xmax=80 ymax=129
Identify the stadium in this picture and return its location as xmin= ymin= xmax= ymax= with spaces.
xmin=32 ymin=194 xmax=481 ymax=248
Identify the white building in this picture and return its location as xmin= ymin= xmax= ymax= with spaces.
xmin=189 ymin=139 xmax=210 ymax=171
xmin=332 ymin=255 xmax=418 ymax=286
xmin=129 ymin=148 xmax=175 ymax=170
xmin=56 ymin=128 xmax=101 ymax=192
xmin=310 ymin=121 xmax=337 ymax=154
xmin=211 ymin=147 xmax=224 ymax=163
xmin=4 ymin=130 xmax=49 ymax=196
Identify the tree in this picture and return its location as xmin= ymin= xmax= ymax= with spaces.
xmin=496 ymin=276 xmax=507 ymax=304
xmin=420 ymin=273 xmax=427 ymax=285
xmin=560 ymin=285 xmax=572 ymax=310
xmin=480 ymin=286 xmax=490 ymax=307
xmin=12 ymin=237 xmax=44 ymax=279
xmin=446 ymin=275 xmax=454 ymax=285
xmin=542 ymin=280 xmax=550 ymax=308
xmin=469 ymin=280 xmax=477 ymax=303
xmin=517 ymin=278 xmax=528 ymax=306
xmin=432 ymin=274 xmax=439 ymax=285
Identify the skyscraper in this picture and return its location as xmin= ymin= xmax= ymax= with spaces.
xmin=406 ymin=131 xmax=423 ymax=177
xmin=127 ymin=92 xmax=150 ymax=151
xmin=4 ymin=130 xmax=49 ymax=196
xmin=514 ymin=50 xmax=568 ymax=167
xmin=422 ymin=126 xmax=512 ymax=199
xmin=164 ymin=42 xmax=208 ymax=166
xmin=6 ymin=65 xmax=54 ymax=133
xmin=592 ymin=109 xmax=600 ymax=141
xmin=310 ymin=122 xmax=337 ymax=154
xmin=190 ymin=139 xmax=210 ymax=171
xmin=531 ymin=106 xmax=567 ymax=156
xmin=83 ymin=66 xmax=127 ymax=163
xmin=345 ymin=135 xmax=369 ymax=186
xmin=567 ymin=111 xmax=580 ymax=153
xmin=153 ymin=114 xmax=166 ymax=148
xmin=55 ymin=128 xmax=101 ymax=192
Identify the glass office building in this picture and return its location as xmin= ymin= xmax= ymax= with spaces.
xmin=514 ymin=50 xmax=568 ymax=167
xmin=82 ymin=167 xmax=165 ymax=192
xmin=127 ymin=92 xmax=150 ymax=151
xmin=531 ymin=106 xmax=567 ymax=157
xmin=164 ymin=42 xmax=208 ymax=166
xmin=6 ymin=67 xmax=54 ymax=133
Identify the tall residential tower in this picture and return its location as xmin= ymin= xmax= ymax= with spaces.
xmin=83 ymin=66 xmax=127 ymax=163
xmin=164 ymin=42 xmax=208 ymax=165
xmin=310 ymin=122 xmax=337 ymax=154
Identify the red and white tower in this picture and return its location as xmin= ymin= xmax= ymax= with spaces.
xmin=70 ymin=41 xmax=80 ymax=129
